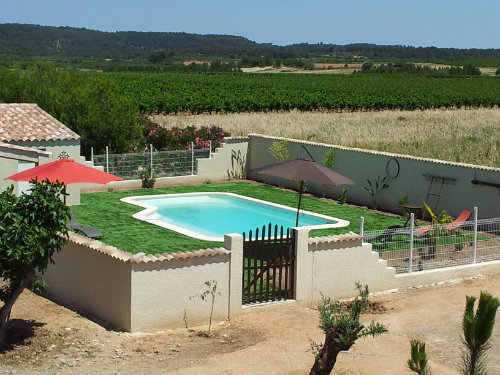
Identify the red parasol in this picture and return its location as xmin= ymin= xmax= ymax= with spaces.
xmin=6 ymin=158 xmax=123 ymax=203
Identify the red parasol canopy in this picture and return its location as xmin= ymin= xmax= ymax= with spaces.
xmin=6 ymin=158 xmax=123 ymax=204
xmin=6 ymin=158 xmax=123 ymax=185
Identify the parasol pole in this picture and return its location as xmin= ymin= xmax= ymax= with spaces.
xmin=296 ymin=180 xmax=305 ymax=227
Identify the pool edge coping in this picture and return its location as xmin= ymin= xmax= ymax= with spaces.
xmin=120 ymin=192 xmax=350 ymax=241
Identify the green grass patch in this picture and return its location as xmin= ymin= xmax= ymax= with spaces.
xmin=71 ymin=181 xmax=406 ymax=254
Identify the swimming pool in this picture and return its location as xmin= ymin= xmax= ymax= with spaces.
xmin=121 ymin=192 xmax=349 ymax=241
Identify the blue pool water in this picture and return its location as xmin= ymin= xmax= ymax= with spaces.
xmin=121 ymin=193 xmax=349 ymax=241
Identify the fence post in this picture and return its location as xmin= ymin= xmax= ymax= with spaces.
xmin=105 ymin=146 xmax=109 ymax=173
xmin=150 ymin=144 xmax=153 ymax=180
xmin=90 ymin=147 xmax=94 ymax=166
xmin=359 ymin=217 xmax=364 ymax=238
xmin=409 ymin=213 xmax=414 ymax=273
xmin=191 ymin=142 xmax=195 ymax=175
xmin=472 ymin=206 xmax=478 ymax=264
xmin=209 ymin=140 xmax=212 ymax=158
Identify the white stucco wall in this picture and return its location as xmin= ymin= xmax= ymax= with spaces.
xmin=43 ymin=233 xmax=132 ymax=331
xmin=247 ymin=134 xmax=500 ymax=219
xmin=395 ymin=261 xmax=500 ymax=289
xmin=9 ymin=139 xmax=81 ymax=161
xmin=80 ymin=138 xmax=250 ymax=193
xmin=293 ymin=229 xmax=396 ymax=304
xmin=44 ymin=234 xmax=233 ymax=332
xmin=43 ymin=231 xmax=499 ymax=333
xmin=130 ymin=253 xmax=231 ymax=331
xmin=197 ymin=137 xmax=249 ymax=181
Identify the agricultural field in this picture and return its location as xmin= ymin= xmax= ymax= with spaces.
xmin=109 ymin=71 xmax=500 ymax=113
xmin=153 ymin=107 xmax=500 ymax=168
xmin=1 ymin=66 xmax=498 ymax=164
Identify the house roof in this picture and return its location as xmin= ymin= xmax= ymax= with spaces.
xmin=0 ymin=103 xmax=79 ymax=142
xmin=0 ymin=142 xmax=52 ymax=156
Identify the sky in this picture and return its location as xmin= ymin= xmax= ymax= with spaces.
xmin=1 ymin=0 xmax=499 ymax=49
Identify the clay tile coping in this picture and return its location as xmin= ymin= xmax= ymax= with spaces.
xmin=308 ymin=233 xmax=361 ymax=246
xmin=128 ymin=248 xmax=230 ymax=264
xmin=67 ymin=233 xmax=230 ymax=264
xmin=0 ymin=142 xmax=52 ymax=156
xmin=67 ymin=232 xmax=131 ymax=261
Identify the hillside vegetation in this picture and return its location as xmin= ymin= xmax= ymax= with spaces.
xmin=0 ymin=23 xmax=499 ymax=71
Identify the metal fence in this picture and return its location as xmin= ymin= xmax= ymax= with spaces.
xmin=92 ymin=143 xmax=211 ymax=180
xmin=362 ymin=210 xmax=500 ymax=273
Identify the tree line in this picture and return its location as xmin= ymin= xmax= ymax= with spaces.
xmin=1 ymin=23 xmax=498 ymax=65
xmin=0 ymin=63 xmax=140 ymax=157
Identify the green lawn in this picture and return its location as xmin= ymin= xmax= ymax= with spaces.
xmin=71 ymin=181 xmax=406 ymax=254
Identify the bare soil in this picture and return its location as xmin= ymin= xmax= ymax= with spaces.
xmin=1 ymin=273 xmax=499 ymax=375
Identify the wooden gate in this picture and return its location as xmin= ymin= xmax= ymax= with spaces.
xmin=242 ymin=224 xmax=295 ymax=305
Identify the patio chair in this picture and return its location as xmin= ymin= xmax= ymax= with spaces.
xmin=69 ymin=211 xmax=103 ymax=239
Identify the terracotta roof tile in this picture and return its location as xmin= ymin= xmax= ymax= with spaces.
xmin=0 ymin=103 xmax=79 ymax=142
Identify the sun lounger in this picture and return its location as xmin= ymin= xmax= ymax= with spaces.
xmin=446 ymin=210 xmax=472 ymax=231
xmin=365 ymin=210 xmax=472 ymax=250
xmin=412 ymin=209 xmax=473 ymax=259
xmin=69 ymin=211 xmax=103 ymax=239
xmin=412 ymin=209 xmax=472 ymax=237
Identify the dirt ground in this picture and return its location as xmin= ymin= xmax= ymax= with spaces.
xmin=1 ymin=273 xmax=499 ymax=375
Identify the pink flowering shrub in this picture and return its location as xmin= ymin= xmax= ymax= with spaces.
xmin=134 ymin=116 xmax=228 ymax=152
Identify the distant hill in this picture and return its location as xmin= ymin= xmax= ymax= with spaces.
xmin=0 ymin=23 xmax=498 ymax=63
xmin=0 ymin=23 xmax=261 ymax=59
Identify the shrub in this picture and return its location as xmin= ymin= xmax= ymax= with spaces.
xmin=269 ymin=140 xmax=291 ymax=162
xmin=136 ymin=116 xmax=228 ymax=152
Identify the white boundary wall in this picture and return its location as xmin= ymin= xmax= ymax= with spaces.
xmin=80 ymin=133 xmax=500 ymax=219
xmin=80 ymin=138 xmax=250 ymax=193
xmin=247 ymin=134 xmax=500 ymax=219
xmin=43 ymin=231 xmax=500 ymax=332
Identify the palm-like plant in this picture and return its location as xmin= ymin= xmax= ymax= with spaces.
xmin=422 ymin=201 xmax=470 ymax=254
xmin=461 ymin=292 xmax=500 ymax=375
xmin=364 ymin=176 xmax=389 ymax=210
xmin=423 ymin=201 xmax=454 ymax=225
xmin=421 ymin=201 xmax=455 ymax=259
xmin=408 ymin=339 xmax=432 ymax=375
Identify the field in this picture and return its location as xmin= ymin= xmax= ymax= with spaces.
xmin=152 ymin=107 xmax=500 ymax=168
xmin=109 ymin=72 xmax=500 ymax=113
